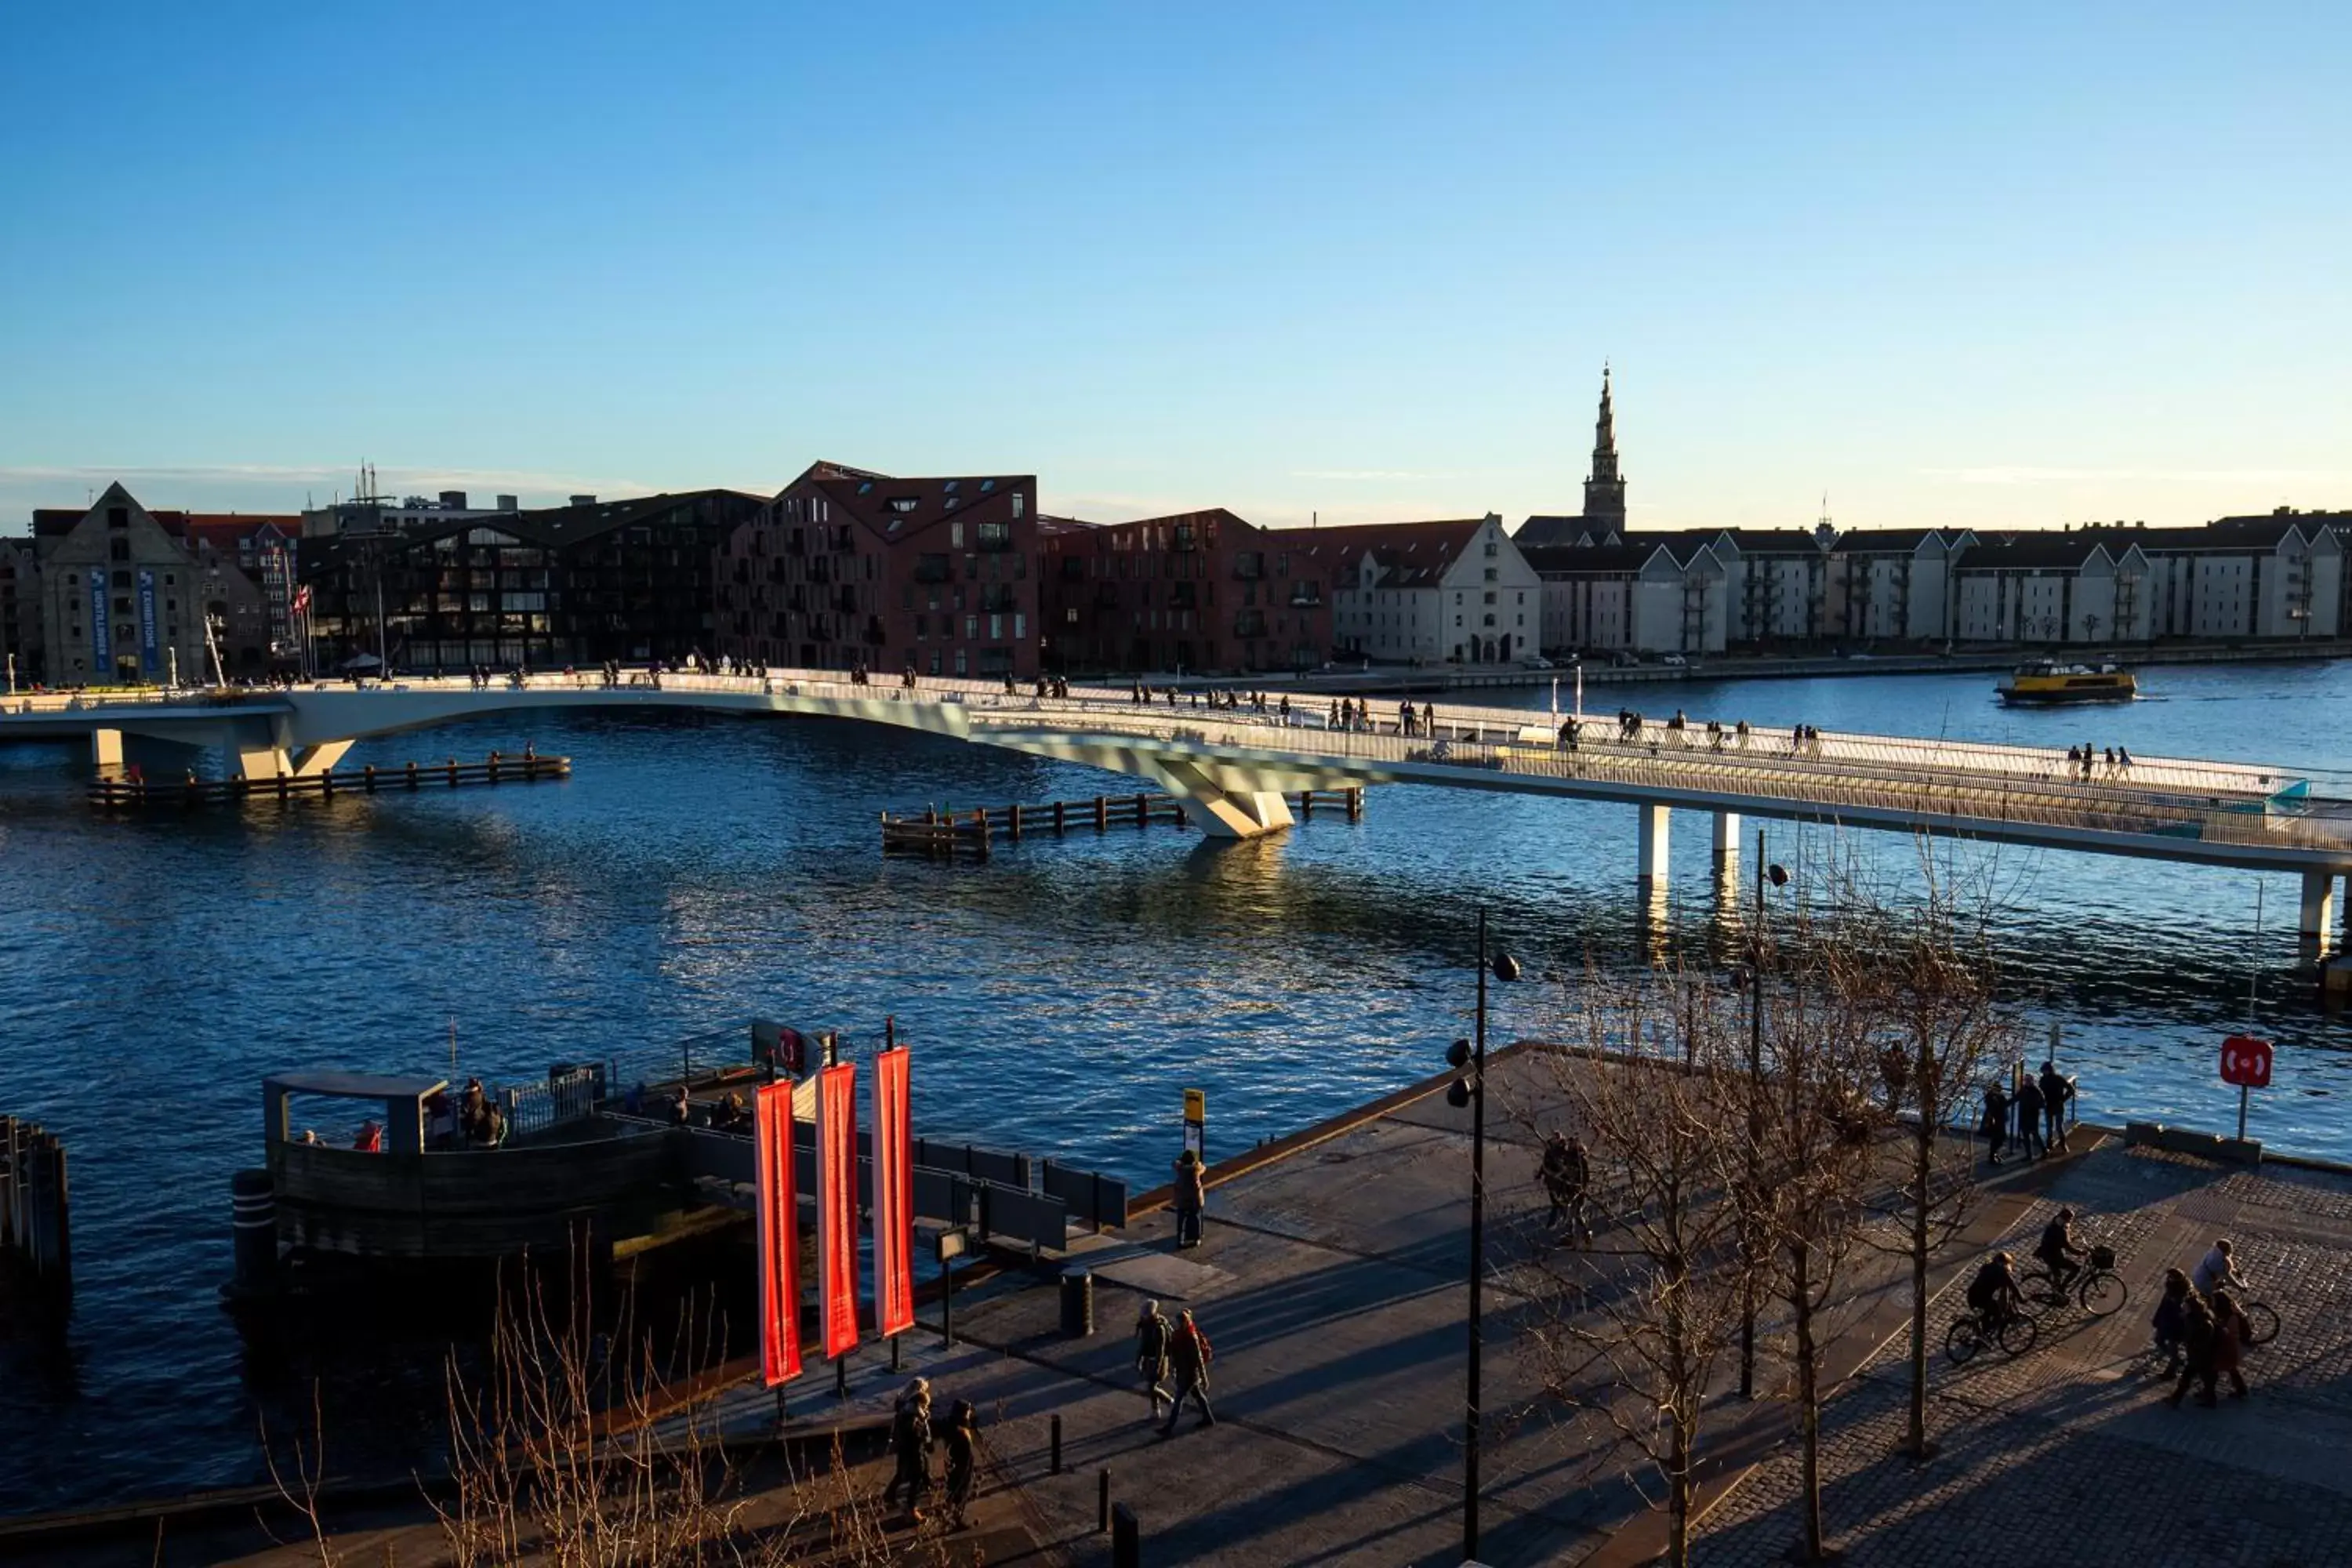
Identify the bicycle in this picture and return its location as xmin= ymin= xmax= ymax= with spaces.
xmin=2020 ymin=1244 xmax=2129 ymax=1319
xmin=2208 ymin=1279 xmax=2280 ymax=1346
xmin=1946 ymin=1304 xmax=2038 ymax=1364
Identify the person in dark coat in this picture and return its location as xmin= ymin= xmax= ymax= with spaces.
xmin=1541 ymin=1134 xmax=1593 ymax=1245
xmin=883 ymin=1378 xmax=934 ymax=1515
xmin=1134 ymin=1299 xmax=1173 ymax=1418
xmin=941 ymin=1399 xmax=978 ymax=1530
xmin=2038 ymin=1061 xmax=2071 ymax=1150
xmin=1981 ymin=1082 xmax=2010 ymax=1167
xmin=2014 ymin=1075 xmax=2046 ymax=1161
xmin=2151 ymin=1268 xmax=2192 ymax=1376
xmin=1160 ymin=1309 xmax=1215 ymax=1436
xmin=2168 ymin=1294 xmax=2221 ymax=1408
xmin=1172 ymin=1149 xmax=1207 ymax=1249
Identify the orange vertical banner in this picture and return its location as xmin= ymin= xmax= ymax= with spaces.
xmin=753 ymin=1080 xmax=801 ymax=1387
xmin=818 ymin=1062 xmax=860 ymax=1359
xmin=871 ymin=1046 xmax=915 ymax=1338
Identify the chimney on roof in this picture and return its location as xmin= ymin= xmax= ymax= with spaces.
xmin=569 ymin=495 xmax=597 ymax=507
xmin=497 ymin=494 xmax=519 ymax=512
xmin=440 ymin=490 xmax=469 ymax=510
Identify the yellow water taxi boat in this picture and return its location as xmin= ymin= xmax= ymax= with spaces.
xmin=1997 ymin=660 xmax=2137 ymax=706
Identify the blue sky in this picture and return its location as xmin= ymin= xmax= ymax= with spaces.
xmin=2 ymin=3 xmax=2345 ymax=533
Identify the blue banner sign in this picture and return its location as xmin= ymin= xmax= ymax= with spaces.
xmin=137 ymin=569 xmax=160 ymax=677
xmin=89 ymin=575 xmax=111 ymax=670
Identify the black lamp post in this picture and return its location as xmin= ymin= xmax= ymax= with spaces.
xmin=1737 ymin=834 xmax=1790 ymax=1399
xmin=1444 ymin=907 xmax=1520 ymax=1563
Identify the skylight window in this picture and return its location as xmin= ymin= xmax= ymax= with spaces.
xmin=944 ymin=481 xmax=960 ymax=494
xmin=858 ymin=481 xmax=875 ymax=495
xmin=980 ymin=479 xmax=996 ymax=492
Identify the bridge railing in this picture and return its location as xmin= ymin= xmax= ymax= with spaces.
xmin=985 ymin=705 xmax=2352 ymax=857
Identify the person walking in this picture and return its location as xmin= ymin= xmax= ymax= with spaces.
xmin=1981 ymin=1080 xmax=2011 ymax=1167
xmin=1172 ymin=1148 xmax=1207 ymax=1249
xmin=2207 ymin=1290 xmax=2252 ymax=1400
xmin=2038 ymin=1060 xmax=2071 ymax=1152
xmin=2015 ymin=1073 xmax=2047 ymax=1161
xmin=2168 ymin=1290 xmax=2220 ymax=1408
xmin=1134 ymin=1299 xmax=1174 ymax=1419
xmin=883 ymin=1379 xmax=935 ymax=1517
xmin=2151 ymin=1268 xmax=2193 ymax=1377
xmin=940 ymin=1399 xmax=979 ymax=1530
xmin=1160 ymin=1309 xmax=1216 ymax=1436
xmin=1541 ymin=1133 xmax=1593 ymax=1246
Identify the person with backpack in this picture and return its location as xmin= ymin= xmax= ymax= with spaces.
xmin=1160 ymin=1308 xmax=1215 ymax=1436
xmin=1134 ymin=1300 xmax=1174 ymax=1419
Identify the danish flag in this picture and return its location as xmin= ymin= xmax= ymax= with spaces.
xmin=292 ymin=584 xmax=313 ymax=614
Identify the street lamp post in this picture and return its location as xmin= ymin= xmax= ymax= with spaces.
xmin=1737 ymin=833 xmax=1790 ymax=1400
xmin=1444 ymin=909 xmax=1519 ymax=1563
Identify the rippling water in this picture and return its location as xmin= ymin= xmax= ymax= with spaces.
xmin=2 ymin=659 xmax=2350 ymax=1512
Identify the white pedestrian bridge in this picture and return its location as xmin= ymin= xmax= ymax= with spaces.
xmin=6 ymin=669 xmax=2350 ymax=940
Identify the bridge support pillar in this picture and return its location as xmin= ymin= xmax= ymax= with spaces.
xmin=1142 ymin=757 xmax=1298 ymax=839
xmin=90 ymin=728 xmax=123 ymax=774
xmin=1711 ymin=811 xmax=1740 ymax=873
xmin=2299 ymin=870 xmax=2339 ymax=954
xmin=1637 ymin=804 xmax=1671 ymax=889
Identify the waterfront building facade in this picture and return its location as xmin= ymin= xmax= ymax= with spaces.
xmin=1 ymin=536 xmax=39 ymax=684
xmin=2077 ymin=514 xmax=2344 ymax=641
xmin=305 ymin=488 xmax=761 ymax=670
xmin=1301 ymin=514 xmax=1540 ymax=664
xmin=713 ymin=463 xmax=1042 ymax=680
xmin=1824 ymin=528 xmax=1971 ymax=643
xmin=32 ymin=484 xmax=280 ymax=683
xmin=1951 ymin=535 xmax=2154 ymax=644
xmin=1037 ymin=507 xmax=1330 ymax=675
xmin=1525 ymin=538 xmax=1729 ymax=655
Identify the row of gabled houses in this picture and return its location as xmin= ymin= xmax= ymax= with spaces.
xmin=1512 ymin=511 xmax=2348 ymax=656
xmin=5 ymin=448 xmax=2346 ymax=688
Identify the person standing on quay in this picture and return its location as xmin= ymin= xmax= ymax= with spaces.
xmin=884 ymin=1379 xmax=935 ymax=1518
xmin=2039 ymin=1059 xmax=2072 ymax=1151
xmin=1160 ymin=1309 xmax=1216 ymax=1437
xmin=1173 ymin=1148 xmax=1207 ymax=1250
xmin=2015 ymin=1073 xmax=2047 ymax=1162
xmin=1981 ymin=1080 xmax=2011 ymax=1167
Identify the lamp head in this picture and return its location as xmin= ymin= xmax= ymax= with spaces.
xmin=1446 ymin=1037 xmax=1472 ymax=1069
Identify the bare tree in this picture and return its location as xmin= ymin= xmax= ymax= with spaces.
xmin=1507 ymin=968 xmax=1759 ymax=1568
xmin=1751 ymin=906 xmax=1889 ymax=1564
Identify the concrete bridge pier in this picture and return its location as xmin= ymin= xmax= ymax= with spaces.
xmin=1637 ymin=804 xmax=1671 ymax=892
xmin=223 ymin=714 xmax=353 ymax=782
xmin=2299 ymin=870 xmax=2340 ymax=955
xmin=90 ymin=727 xmax=124 ymax=774
xmin=1142 ymin=756 xmax=1299 ymax=839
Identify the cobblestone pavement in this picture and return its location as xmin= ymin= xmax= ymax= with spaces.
xmin=1697 ymin=1140 xmax=2352 ymax=1567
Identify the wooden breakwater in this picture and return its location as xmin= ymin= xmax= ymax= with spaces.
xmin=0 ymin=1115 xmax=71 ymax=1297
xmin=880 ymin=787 xmax=1363 ymax=859
xmin=90 ymin=751 xmax=572 ymax=810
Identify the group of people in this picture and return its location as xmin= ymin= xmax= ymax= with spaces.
xmin=1980 ymin=1061 xmax=2074 ymax=1165
xmin=422 ymin=1076 xmax=507 ymax=1150
xmin=2064 ymin=742 xmax=2135 ymax=779
xmin=1133 ymin=1299 xmax=1217 ymax=1436
xmin=2154 ymin=1239 xmax=2257 ymax=1406
xmin=882 ymin=1377 xmax=981 ymax=1527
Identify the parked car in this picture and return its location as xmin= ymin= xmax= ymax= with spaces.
xmin=1609 ymin=651 xmax=1639 ymax=668
xmin=1522 ymin=655 xmax=1555 ymax=670
xmin=1661 ymin=653 xmax=1689 ymax=668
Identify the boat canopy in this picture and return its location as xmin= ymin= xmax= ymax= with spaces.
xmin=264 ymin=1071 xmax=449 ymax=1154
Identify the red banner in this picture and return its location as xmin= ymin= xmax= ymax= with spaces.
xmin=753 ymin=1081 xmax=801 ymax=1387
xmin=871 ymin=1046 xmax=915 ymax=1338
xmin=818 ymin=1062 xmax=860 ymax=1359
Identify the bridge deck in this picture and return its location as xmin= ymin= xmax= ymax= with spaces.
xmin=7 ymin=669 xmax=2350 ymax=870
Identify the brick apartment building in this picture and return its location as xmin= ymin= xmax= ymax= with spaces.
xmin=713 ymin=463 xmax=1043 ymax=680
xmin=1038 ymin=508 xmax=1331 ymax=676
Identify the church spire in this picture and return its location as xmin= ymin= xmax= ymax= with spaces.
xmin=1582 ymin=363 xmax=1626 ymax=528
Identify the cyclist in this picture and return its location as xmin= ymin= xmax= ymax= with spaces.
xmin=2193 ymin=1238 xmax=2248 ymax=1299
xmin=1966 ymin=1251 xmax=2024 ymax=1337
xmin=2036 ymin=1207 xmax=2086 ymax=1297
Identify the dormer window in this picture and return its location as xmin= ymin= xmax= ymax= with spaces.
xmin=890 ymin=498 xmax=919 ymax=514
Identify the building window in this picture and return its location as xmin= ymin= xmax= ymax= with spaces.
xmin=1012 ymin=493 xmax=1025 ymax=518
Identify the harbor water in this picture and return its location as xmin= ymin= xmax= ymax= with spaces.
xmin=2 ymin=659 xmax=2350 ymax=1512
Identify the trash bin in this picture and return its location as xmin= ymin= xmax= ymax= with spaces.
xmin=1059 ymin=1267 xmax=1094 ymax=1338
